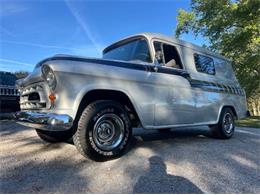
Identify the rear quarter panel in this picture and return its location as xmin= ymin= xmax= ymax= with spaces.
xmin=182 ymin=46 xmax=248 ymax=122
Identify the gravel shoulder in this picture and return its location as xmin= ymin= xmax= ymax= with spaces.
xmin=0 ymin=120 xmax=259 ymax=193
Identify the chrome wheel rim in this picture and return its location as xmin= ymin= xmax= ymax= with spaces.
xmin=223 ymin=113 xmax=234 ymax=134
xmin=93 ymin=113 xmax=125 ymax=151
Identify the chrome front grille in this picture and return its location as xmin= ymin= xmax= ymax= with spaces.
xmin=20 ymin=83 xmax=49 ymax=110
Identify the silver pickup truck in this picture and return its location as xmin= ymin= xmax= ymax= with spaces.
xmin=16 ymin=33 xmax=248 ymax=160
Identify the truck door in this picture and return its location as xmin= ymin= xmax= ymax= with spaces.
xmin=152 ymin=41 xmax=197 ymax=126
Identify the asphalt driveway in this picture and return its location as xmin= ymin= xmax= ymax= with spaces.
xmin=0 ymin=120 xmax=259 ymax=193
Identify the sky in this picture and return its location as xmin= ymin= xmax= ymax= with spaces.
xmin=0 ymin=0 xmax=205 ymax=73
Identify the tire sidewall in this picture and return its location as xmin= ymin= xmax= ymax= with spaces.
xmin=79 ymin=101 xmax=131 ymax=159
xmin=220 ymin=108 xmax=235 ymax=138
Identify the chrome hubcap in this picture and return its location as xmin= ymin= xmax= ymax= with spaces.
xmin=223 ymin=113 xmax=234 ymax=133
xmin=93 ymin=113 xmax=125 ymax=151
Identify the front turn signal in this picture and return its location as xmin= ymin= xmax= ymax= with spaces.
xmin=49 ymin=93 xmax=56 ymax=103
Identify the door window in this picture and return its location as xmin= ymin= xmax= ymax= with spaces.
xmin=153 ymin=41 xmax=183 ymax=69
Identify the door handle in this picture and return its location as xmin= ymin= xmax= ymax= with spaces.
xmin=153 ymin=66 xmax=158 ymax=72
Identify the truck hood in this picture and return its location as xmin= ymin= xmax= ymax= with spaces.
xmin=16 ymin=67 xmax=43 ymax=88
xmin=35 ymin=54 xmax=150 ymax=68
xmin=16 ymin=54 xmax=153 ymax=88
xmin=17 ymin=54 xmax=105 ymax=88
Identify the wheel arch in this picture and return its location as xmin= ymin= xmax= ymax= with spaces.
xmin=73 ymin=89 xmax=142 ymax=129
xmin=217 ymin=105 xmax=238 ymax=122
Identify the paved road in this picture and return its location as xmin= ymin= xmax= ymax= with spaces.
xmin=0 ymin=120 xmax=259 ymax=193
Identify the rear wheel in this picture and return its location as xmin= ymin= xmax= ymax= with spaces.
xmin=73 ymin=100 xmax=132 ymax=161
xmin=210 ymin=108 xmax=235 ymax=139
xmin=36 ymin=129 xmax=73 ymax=143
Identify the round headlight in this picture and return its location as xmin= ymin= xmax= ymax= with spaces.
xmin=42 ymin=65 xmax=56 ymax=89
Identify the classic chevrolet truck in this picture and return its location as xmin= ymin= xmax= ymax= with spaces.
xmin=16 ymin=33 xmax=248 ymax=160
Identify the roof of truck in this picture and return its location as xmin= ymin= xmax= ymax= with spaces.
xmin=103 ymin=32 xmax=230 ymax=61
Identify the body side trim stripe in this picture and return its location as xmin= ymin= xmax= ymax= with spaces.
xmin=39 ymin=56 xmax=190 ymax=78
xmin=40 ymin=56 xmax=244 ymax=96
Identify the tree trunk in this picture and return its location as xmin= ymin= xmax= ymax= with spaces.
xmin=248 ymin=95 xmax=260 ymax=116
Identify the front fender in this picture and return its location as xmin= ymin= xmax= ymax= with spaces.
xmin=72 ymin=84 xmax=149 ymax=128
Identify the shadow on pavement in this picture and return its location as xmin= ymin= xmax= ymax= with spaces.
xmin=1 ymin=121 xmax=259 ymax=193
xmin=133 ymin=156 xmax=203 ymax=194
xmin=0 ymin=120 xmax=29 ymax=136
xmin=133 ymin=127 xmax=210 ymax=142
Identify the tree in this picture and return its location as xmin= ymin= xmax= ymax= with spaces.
xmin=14 ymin=71 xmax=29 ymax=80
xmin=175 ymin=0 xmax=260 ymax=116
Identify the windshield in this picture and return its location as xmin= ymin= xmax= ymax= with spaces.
xmin=103 ymin=38 xmax=151 ymax=63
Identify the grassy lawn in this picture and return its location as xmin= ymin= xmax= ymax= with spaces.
xmin=236 ymin=116 xmax=260 ymax=128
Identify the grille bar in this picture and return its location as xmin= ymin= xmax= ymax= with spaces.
xmin=20 ymin=83 xmax=49 ymax=110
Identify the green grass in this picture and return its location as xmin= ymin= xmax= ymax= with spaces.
xmin=236 ymin=116 xmax=260 ymax=128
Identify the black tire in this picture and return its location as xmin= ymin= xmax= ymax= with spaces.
xmin=36 ymin=129 xmax=73 ymax=143
xmin=157 ymin=128 xmax=171 ymax=133
xmin=73 ymin=100 xmax=132 ymax=161
xmin=210 ymin=108 xmax=235 ymax=139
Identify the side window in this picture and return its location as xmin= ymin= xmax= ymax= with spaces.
xmin=153 ymin=41 xmax=183 ymax=69
xmin=162 ymin=44 xmax=183 ymax=69
xmin=194 ymin=54 xmax=215 ymax=75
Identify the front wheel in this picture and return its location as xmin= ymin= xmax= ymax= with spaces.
xmin=73 ymin=100 xmax=132 ymax=161
xmin=210 ymin=108 xmax=235 ymax=139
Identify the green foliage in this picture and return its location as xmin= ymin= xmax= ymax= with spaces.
xmin=175 ymin=0 xmax=260 ymax=98
xmin=14 ymin=71 xmax=29 ymax=79
xmin=176 ymin=9 xmax=196 ymax=36
xmin=236 ymin=116 xmax=260 ymax=128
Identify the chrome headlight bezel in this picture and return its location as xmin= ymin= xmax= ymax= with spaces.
xmin=41 ymin=65 xmax=56 ymax=90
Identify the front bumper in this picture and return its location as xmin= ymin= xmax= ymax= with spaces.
xmin=15 ymin=111 xmax=73 ymax=131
